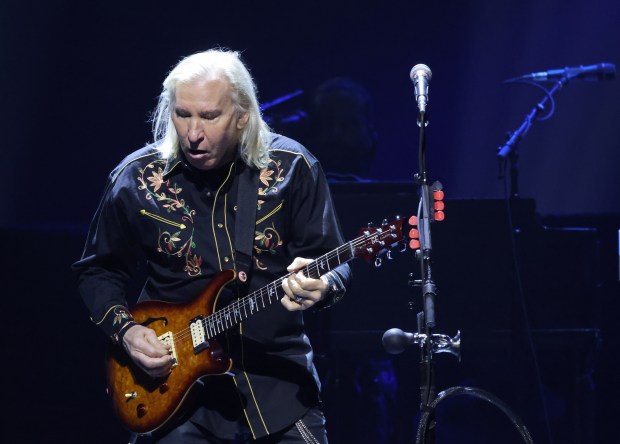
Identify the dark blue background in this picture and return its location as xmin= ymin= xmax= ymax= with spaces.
xmin=3 ymin=0 xmax=619 ymax=227
xmin=2 ymin=1 xmax=619 ymax=443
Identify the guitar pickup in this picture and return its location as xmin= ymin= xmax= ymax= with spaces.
xmin=158 ymin=331 xmax=178 ymax=367
xmin=189 ymin=315 xmax=209 ymax=354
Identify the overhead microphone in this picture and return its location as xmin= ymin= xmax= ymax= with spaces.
xmin=410 ymin=64 xmax=432 ymax=113
xmin=514 ymin=62 xmax=616 ymax=82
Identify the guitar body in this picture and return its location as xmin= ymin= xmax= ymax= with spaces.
xmin=105 ymin=270 xmax=235 ymax=434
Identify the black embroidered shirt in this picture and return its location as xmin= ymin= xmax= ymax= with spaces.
xmin=73 ymin=134 xmax=351 ymax=438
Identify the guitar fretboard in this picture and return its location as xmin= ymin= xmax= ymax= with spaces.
xmin=200 ymin=238 xmax=360 ymax=339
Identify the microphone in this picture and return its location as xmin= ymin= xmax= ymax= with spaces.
xmin=410 ymin=64 xmax=432 ymax=113
xmin=516 ymin=63 xmax=616 ymax=82
xmin=382 ymin=328 xmax=418 ymax=354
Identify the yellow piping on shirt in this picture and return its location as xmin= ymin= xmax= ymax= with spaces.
xmin=235 ymin=323 xmax=270 ymax=437
xmin=139 ymin=209 xmax=186 ymax=229
xmin=212 ymin=162 xmax=236 ymax=271
xmin=255 ymin=200 xmax=284 ymax=226
xmin=92 ymin=304 xmax=125 ymax=325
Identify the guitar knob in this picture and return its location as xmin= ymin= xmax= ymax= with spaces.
xmin=137 ymin=404 xmax=147 ymax=418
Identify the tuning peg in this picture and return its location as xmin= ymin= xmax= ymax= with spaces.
xmin=367 ymin=222 xmax=375 ymax=228
xmin=386 ymin=250 xmax=393 ymax=260
xmin=374 ymin=257 xmax=382 ymax=267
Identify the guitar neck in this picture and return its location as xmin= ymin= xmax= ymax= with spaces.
xmin=205 ymin=237 xmax=360 ymax=338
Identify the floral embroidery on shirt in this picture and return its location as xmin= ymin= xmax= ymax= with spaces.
xmin=257 ymin=159 xmax=285 ymax=210
xmin=254 ymin=158 xmax=287 ymax=271
xmin=253 ymin=224 xmax=283 ymax=271
xmin=254 ymin=257 xmax=267 ymax=270
xmin=254 ymin=224 xmax=283 ymax=254
xmin=111 ymin=306 xmax=131 ymax=327
xmin=137 ymin=160 xmax=203 ymax=276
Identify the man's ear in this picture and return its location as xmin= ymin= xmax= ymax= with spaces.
xmin=237 ymin=112 xmax=250 ymax=130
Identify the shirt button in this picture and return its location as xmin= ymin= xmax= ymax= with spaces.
xmin=206 ymin=191 xmax=212 ymax=197
xmin=224 ymin=257 xmax=230 ymax=263
xmin=217 ymin=223 xmax=223 ymax=228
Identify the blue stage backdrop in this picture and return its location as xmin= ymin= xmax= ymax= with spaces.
xmin=2 ymin=1 xmax=619 ymax=443
xmin=3 ymin=0 xmax=619 ymax=226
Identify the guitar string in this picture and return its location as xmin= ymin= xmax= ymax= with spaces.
xmin=166 ymin=226 xmax=401 ymax=348
xmin=167 ymin=243 xmax=353 ymax=347
xmin=169 ymin=226 xmax=402 ymax=346
xmin=167 ymin=232 xmax=369 ymax=345
xmin=169 ymin=227 xmax=402 ymax=347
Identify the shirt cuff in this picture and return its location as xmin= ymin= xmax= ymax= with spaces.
xmin=93 ymin=305 xmax=136 ymax=344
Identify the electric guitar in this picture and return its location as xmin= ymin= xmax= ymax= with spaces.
xmin=105 ymin=218 xmax=405 ymax=434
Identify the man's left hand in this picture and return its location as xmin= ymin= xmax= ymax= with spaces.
xmin=281 ymin=257 xmax=329 ymax=311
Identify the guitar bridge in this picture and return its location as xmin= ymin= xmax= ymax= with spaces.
xmin=190 ymin=315 xmax=210 ymax=354
xmin=158 ymin=331 xmax=178 ymax=367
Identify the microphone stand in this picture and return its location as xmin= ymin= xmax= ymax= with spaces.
xmin=382 ymin=102 xmax=534 ymax=444
xmin=497 ymin=77 xmax=568 ymax=198
xmin=413 ymin=108 xmax=446 ymax=444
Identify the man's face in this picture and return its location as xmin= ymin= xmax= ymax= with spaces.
xmin=172 ymin=77 xmax=249 ymax=170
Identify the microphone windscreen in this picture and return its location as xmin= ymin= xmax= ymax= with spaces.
xmin=410 ymin=64 xmax=432 ymax=82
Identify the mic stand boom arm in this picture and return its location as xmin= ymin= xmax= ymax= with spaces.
xmin=497 ymin=76 xmax=568 ymax=198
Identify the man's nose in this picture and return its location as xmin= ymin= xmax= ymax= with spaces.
xmin=188 ymin=119 xmax=203 ymax=142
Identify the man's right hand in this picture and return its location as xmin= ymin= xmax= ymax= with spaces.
xmin=122 ymin=324 xmax=174 ymax=378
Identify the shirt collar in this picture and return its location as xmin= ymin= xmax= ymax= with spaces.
xmin=162 ymin=147 xmax=248 ymax=183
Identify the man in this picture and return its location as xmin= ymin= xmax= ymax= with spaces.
xmin=73 ymin=49 xmax=351 ymax=443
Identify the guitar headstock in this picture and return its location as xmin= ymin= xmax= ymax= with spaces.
xmin=354 ymin=217 xmax=405 ymax=262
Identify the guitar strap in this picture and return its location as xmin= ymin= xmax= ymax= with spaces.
xmin=234 ymin=162 xmax=259 ymax=293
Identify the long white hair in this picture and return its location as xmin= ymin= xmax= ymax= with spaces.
xmin=151 ymin=49 xmax=271 ymax=169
